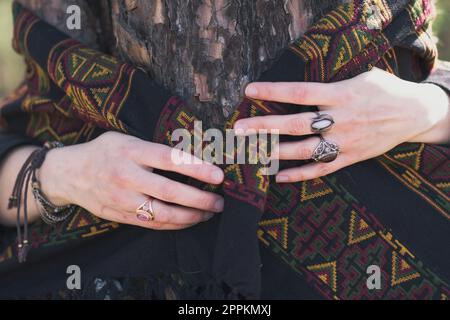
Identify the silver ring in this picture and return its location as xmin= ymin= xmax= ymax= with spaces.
xmin=136 ymin=198 xmax=155 ymax=222
xmin=311 ymin=112 xmax=335 ymax=133
xmin=312 ymin=136 xmax=340 ymax=163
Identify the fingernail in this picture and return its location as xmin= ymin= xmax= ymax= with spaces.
xmin=276 ymin=175 xmax=289 ymax=183
xmin=211 ymin=170 xmax=224 ymax=184
xmin=245 ymin=84 xmax=258 ymax=97
xmin=203 ymin=212 xmax=214 ymax=221
xmin=214 ymin=198 xmax=224 ymax=211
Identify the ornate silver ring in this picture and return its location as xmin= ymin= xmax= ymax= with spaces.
xmin=312 ymin=136 xmax=340 ymax=163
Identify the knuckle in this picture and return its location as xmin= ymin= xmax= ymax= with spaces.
xmin=115 ymin=211 xmax=130 ymax=223
xmin=317 ymin=164 xmax=331 ymax=177
xmin=348 ymin=134 xmax=360 ymax=146
xmin=98 ymin=131 xmax=116 ymax=143
xmin=159 ymin=183 xmax=177 ymax=203
xmin=345 ymin=115 xmax=359 ymax=127
xmin=109 ymin=192 xmax=121 ymax=205
xmin=287 ymin=172 xmax=301 ymax=182
xmin=97 ymin=168 xmax=110 ymax=184
xmin=117 ymin=144 xmax=129 ymax=157
xmin=198 ymin=194 xmax=216 ymax=210
xmin=246 ymin=118 xmax=261 ymax=130
xmin=294 ymin=85 xmax=309 ymax=103
xmin=191 ymin=213 xmax=205 ymax=224
xmin=157 ymin=208 xmax=172 ymax=224
xmin=340 ymin=89 xmax=356 ymax=104
xmin=339 ymin=132 xmax=356 ymax=148
xmin=159 ymin=149 xmax=175 ymax=168
xmin=287 ymin=117 xmax=307 ymax=135
xmin=181 ymin=212 xmax=200 ymax=224
xmin=99 ymin=205 xmax=107 ymax=217
xmin=109 ymin=168 xmax=130 ymax=187
xmin=191 ymin=165 xmax=205 ymax=179
xmin=99 ymin=204 xmax=110 ymax=219
xmin=118 ymin=143 xmax=136 ymax=159
xmin=109 ymin=191 xmax=124 ymax=206
xmin=360 ymin=108 xmax=373 ymax=126
xmin=298 ymin=145 xmax=313 ymax=159
xmin=149 ymin=221 xmax=165 ymax=230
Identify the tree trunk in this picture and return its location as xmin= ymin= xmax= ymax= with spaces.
xmin=17 ymin=0 xmax=342 ymax=124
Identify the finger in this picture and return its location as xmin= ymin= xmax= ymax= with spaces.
xmin=276 ymin=136 xmax=322 ymax=160
xmin=103 ymin=206 xmax=200 ymax=230
xmin=130 ymin=142 xmax=224 ymax=184
xmin=277 ymin=134 xmax=346 ymax=160
xmin=129 ymin=170 xmax=224 ymax=213
xmin=245 ymin=82 xmax=344 ymax=106
xmin=146 ymin=222 xmax=198 ymax=230
xmin=106 ymin=192 xmax=215 ymax=225
xmin=275 ymin=154 xmax=351 ymax=183
xmin=150 ymin=198 xmax=216 ymax=225
xmin=235 ymin=112 xmax=320 ymax=136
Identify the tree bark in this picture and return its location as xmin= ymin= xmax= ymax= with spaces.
xmin=17 ymin=0 xmax=342 ymax=123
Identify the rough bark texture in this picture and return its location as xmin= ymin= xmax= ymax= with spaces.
xmin=17 ymin=0 xmax=343 ymax=123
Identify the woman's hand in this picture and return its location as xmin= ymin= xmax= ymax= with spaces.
xmin=234 ymin=68 xmax=450 ymax=183
xmin=39 ymin=131 xmax=225 ymax=230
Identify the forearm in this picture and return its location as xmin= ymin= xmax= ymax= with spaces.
xmin=409 ymin=83 xmax=450 ymax=145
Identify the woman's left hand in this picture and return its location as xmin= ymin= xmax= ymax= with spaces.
xmin=234 ymin=68 xmax=450 ymax=183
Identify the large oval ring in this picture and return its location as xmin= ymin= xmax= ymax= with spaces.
xmin=312 ymin=136 xmax=340 ymax=163
xmin=311 ymin=112 xmax=335 ymax=133
xmin=136 ymin=198 xmax=155 ymax=222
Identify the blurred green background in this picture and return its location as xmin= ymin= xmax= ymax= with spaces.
xmin=0 ymin=0 xmax=449 ymax=99
xmin=0 ymin=0 xmax=26 ymax=99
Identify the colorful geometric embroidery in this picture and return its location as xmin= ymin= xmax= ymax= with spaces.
xmin=258 ymin=218 xmax=289 ymax=250
xmin=307 ymin=261 xmax=338 ymax=292
xmin=347 ymin=210 xmax=376 ymax=245
xmin=66 ymin=209 xmax=102 ymax=231
xmin=290 ymin=0 xmax=435 ymax=82
xmin=378 ymin=146 xmax=450 ymax=220
xmin=391 ymin=251 xmax=421 ymax=286
xmin=300 ymin=178 xmax=333 ymax=202
xmin=47 ymin=39 xmax=132 ymax=132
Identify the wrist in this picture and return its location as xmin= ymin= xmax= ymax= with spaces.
xmin=408 ymin=83 xmax=450 ymax=144
xmin=38 ymin=146 xmax=73 ymax=207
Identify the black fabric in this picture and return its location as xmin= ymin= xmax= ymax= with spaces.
xmin=0 ymin=133 xmax=38 ymax=163
xmin=334 ymin=159 xmax=450 ymax=280
xmin=423 ymin=60 xmax=450 ymax=93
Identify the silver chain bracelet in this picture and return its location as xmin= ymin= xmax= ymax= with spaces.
xmin=31 ymin=141 xmax=76 ymax=225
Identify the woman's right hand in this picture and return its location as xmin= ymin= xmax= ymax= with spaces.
xmin=39 ymin=131 xmax=225 ymax=230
